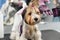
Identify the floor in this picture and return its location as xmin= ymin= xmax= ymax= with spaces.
xmin=0 ymin=30 xmax=60 ymax=40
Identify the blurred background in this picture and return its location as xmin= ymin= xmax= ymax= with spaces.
xmin=0 ymin=0 xmax=60 ymax=40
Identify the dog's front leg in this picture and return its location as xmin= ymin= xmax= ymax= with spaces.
xmin=38 ymin=31 xmax=42 ymax=40
xmin=35 ymin=31 xmax=42 ymax=40
xmin=20 ymin=33 xmax=27 ymax=40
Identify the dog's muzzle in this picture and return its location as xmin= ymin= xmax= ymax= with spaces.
xmin=27 ymin=39 xmax=31 ymax=40
xmin=34 ymin=18 xmax=38 ymax=21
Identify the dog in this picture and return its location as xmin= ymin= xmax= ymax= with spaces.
xmin=20 ymin=5 xmax=42 ymax=40
xmin=10 ymin=3 xmax=42 ymax=40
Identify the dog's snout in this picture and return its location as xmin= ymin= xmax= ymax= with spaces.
xmin=34 ymin=18 xmax=38 ymax=21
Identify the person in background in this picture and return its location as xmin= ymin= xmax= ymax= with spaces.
xmin=10 ymin=0 xmax=27 ymax=40
xmin=52 ymin=0 xmax=60 ymax=22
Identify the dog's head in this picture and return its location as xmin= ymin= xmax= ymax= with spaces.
xmin=22 ymin=6 xmax=42 ymax=25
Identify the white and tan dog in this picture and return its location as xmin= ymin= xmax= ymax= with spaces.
xmin=10 ymin=3 xmax=42 ymax=40
xmin=20 ymin=6 xmax=42 ymax=40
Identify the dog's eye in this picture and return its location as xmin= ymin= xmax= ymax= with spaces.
xmin=37 ymin=12 xmax=40 ymax=14
xmin=28 ymin=13 xmax=31 ymax=15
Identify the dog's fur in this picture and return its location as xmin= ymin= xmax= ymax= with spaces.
xmin=10 ymin=3 xmax=42 ymax=40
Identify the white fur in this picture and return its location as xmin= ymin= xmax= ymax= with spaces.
xmin=19 ymin=23 xmax=42 ymax=40
xmin=10 ymin=10 xmax=42 ymax=40
xmin=10 ymin=18 xmax=42 ymax=40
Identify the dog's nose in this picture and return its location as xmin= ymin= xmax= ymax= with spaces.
xmin=34 ymin=18 xmax=38 ymax=21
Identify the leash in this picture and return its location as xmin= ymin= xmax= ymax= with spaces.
xmin=18 ymin=20 xmax=23 ymax=36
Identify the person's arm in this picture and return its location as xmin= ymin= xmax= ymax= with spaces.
xmin=10 ymin=4 xmax=27 ymax=39
xmin=10 ymin=13 xmax=22 ymax=40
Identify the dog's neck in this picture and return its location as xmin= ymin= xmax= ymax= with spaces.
xmin=24 ymin=23 xmax=37 ymax=39
xmin=25 ymin=24 xmax=37 ymax=32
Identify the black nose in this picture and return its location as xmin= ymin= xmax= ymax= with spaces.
xmin=34 ymin=18 xmax=38 ymax=21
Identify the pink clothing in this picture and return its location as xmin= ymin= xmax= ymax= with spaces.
xmin=39 ymin=5 xmax=52 ymax=15
xmin=39 ymin=0 xmax=52 ymax=15
xmin=39 ymin=0 xmax=50 ymax=6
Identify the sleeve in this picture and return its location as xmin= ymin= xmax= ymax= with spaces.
xmin=10 ymin=13 xmax=23 ymax=40
xmin=11 ymin=14 xmax=22 ymax=32
xmin=11 ymin=3 xmax=27 ymax=31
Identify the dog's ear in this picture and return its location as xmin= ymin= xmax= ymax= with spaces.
xmin=21 ymin=8 xmax=27 ymax=19
xmin=38 ymin=7 xmax=43 ymax=14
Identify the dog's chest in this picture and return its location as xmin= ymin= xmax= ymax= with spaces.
xmin=25 ymin=25 xmax=37 ymax=40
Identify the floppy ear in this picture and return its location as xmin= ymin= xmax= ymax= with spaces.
xmin=21 ymin=8 xmax=27 ymax=19
xmin=39 ymin=7 xmax=43 ymax=14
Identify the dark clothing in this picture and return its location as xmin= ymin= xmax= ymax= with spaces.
xmin=52 ymin=8 xmax=60 ymax=17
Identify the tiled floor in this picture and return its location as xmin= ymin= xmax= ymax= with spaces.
xmin=0 ymin=30 xmax=60 ymax=40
